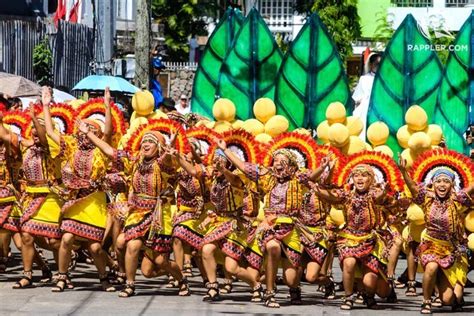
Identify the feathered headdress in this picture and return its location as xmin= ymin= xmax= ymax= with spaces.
xmin=185 ymin=126 xmax=221 ymax=164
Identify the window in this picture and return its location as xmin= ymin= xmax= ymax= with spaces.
xmin=258 ymin=0 xmax=294 ymax=27
xmin=445 ymin=0 xmax=469 ymax=7
xmin=392 ymin=0 xmax=433 ymax=7
xmin=117 ymin=0 xmax=134 ymax=21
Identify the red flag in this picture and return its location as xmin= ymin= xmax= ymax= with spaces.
xmin=68 ymin=0 xmax=81 ymax=23
xmin=53 ymin=0 xmax=67 ymax=27
xmin=363 ymin=47 xmax=372 ymax=64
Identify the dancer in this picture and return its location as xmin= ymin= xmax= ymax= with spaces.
xmin=399 ymin=149 xmax=474 ymax=313
xmin=217 ymin=133 xmax=328 ymax=308
xmin=43 ymin=88 xmax=116 ymax=292
xmin=82 ymin=123 xmax=188 ymax=298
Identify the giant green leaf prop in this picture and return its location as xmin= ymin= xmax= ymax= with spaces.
xmin=434 ymin=11 xmax=473 ymax=154
xmin=217 ymin=8 xmax=283 ymax=120
xmin=274 ymin=12 xmax=352 ymax=130
xmin=367 ymin=14 xmax=443 ymax=156
xmin=191 ymin=8 xmax=244 ymax=119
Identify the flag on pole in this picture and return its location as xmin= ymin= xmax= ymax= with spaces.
xmin=53 ymin=0 xmax=67 ymax=27
xmin=69 ymin=0 xmax=81 ymax=23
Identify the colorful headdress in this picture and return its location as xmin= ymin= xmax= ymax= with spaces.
xmin=262 ymin=132 xmax=320 ymax=170
xmin=185 ymin=126 xmax=221 ymax=164
xmin=411 ymin=148 xmax=474 ymax=191
xmin=141 ymin=131 xmax=165 ymax=145
xmin=336 ymin=150 xmax=404 ymax=194
xmin=126 ymin=118 xmax=190 ymax=155
xmin=209 ymin=129 xmax=261 ymax=164
xmin=75 ymin=98 xmax=126 ymax=145
xmin=2 ymin=110 xmax=31 ymax=138
xmin=27 ymin=103 xmax=76 ymax=136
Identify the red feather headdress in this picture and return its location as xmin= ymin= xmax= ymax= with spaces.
xmin=185 ymin=126 xmax=221 ymax=165
xmin=2 ymin=110 xmax=31 ymax=138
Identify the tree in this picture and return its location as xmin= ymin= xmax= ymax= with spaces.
xmin=295 ymin=0 xmax=361 ymax=64
xmin=33 ymin=37 xmax=53 ymax=86
xmin=135 ymin=0 xmax=151 ymax=88
xmin=152 ymin=0 xmax=217 ymax=61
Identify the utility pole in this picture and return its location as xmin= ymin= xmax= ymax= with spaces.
xmin=95 ymin=0 xmax=115 ymax=75
xmin=134 ymin=0 xmax=151 ymax=89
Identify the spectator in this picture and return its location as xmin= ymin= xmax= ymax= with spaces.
xmin=175 ymin=94 xmax=191 ymax=115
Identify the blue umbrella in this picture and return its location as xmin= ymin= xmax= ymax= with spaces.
xmin=73 ymin=75 xmax=139 ymax=94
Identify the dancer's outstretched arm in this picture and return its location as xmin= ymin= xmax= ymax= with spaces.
xmin=80 ymin=120 xmax=114 ymax=158
xmin=398 ymin=153 xmax=418 ymax=197
xmin=311 ymin=182 xmax=343 ymax=203
xmin=42 ymin=86 xmax=60 ymax=145
xmin=28 ymin=105 xmax=48 ymax=147
xmin=103 ymin=87 xmax=113 ymax=145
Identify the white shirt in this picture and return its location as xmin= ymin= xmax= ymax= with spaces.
xmin=175 ymin=103 xmax=191 ymax=115
xmin=352 ymin=72 xmax=375 ymax=141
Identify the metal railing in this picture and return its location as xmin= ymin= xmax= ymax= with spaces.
xmin=162 ymin=62 xmax=198 ymax=71
xmin=445 ymin=0 xmax=469 ymax=7
xmin=391 ymin=0 xmax=433 ymax=7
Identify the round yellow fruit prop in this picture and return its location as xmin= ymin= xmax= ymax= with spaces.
xmin=328 ymin=123 xmax=350 ymax=147
xmin=345 ymin=116 xmax=363 ymax=136
xmin=409 ymin=223 xmax=425 ymax=243
xmin=204 ymin=121 xmax=216 ymax=129
xmin=397 ymin=125 xmax=413 ymax=149
xmin=147 ymin=110 xmax=168 ymax=120
xmin=253 ymin=98 xmax=276 ymax=123
xmin=366 ymin=143 xmax=373 ymax=151
xmin=408 ymin=132 xmax=431 ymax=153
xmin=468 ymin=233 xmax=474 ymax=250
xmin=132 ymin=90 xmax=155 ymax=116
xmin=68 ymin=99 xmax=85 ymax=109
xmin=232 ymin=119 xmax=244 ymax=130
xmin=426 ymin=124 xmax=443 ymax=145
xmin=265 ymin=115 xmax=289 ymax=137
xmin=406 ymin=204 xmax=425 ymax=225
xmin=255 ymin=133 xmax=273 ymax=144
xmin=242 ymin=119 xmax=264 ymax=136
xmin=212 ymin=98 xmax=236 ymax=122
xmin=367 ymin=122 xmax=389 ymax=146
xmin=213 ymin=121 xmax=232 ymax=133
xmin=400 ymin=148 xmax=416 ymax=169
xmin=342 ymin=136 xmax=367 ymax=155
xmin=329 ymin=207 xmax=345 ymax=226
xmin=326 ymin=102 xmax=346 ymax=124
xmin=465 ymin=210 xmax=474 ymax=233
xmin=405 ymin=105 xmax=428 ymax=131
xmin=374 ymin=145 xmax=394 ymax=158
xmin=316 ymin=120 xmax=330 ymax=143
xmin=129 ymin=117 xmax=148 ymax=131
xmin=195 ymin=119 xmax=210 ymax=127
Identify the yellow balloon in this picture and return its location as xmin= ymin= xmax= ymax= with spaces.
xmin=367 ymin=122 xmax=390 ymax=146
xmin=212 ymin=98 xmax=236 ymax=122
xmin=213 ymin=121 xmax=233 ymax=133
xmin=406 ymin=204 xmax=425 ymax=225
xmin=255 ymin=133 xmax=273 ymax=144
xmin=400 ymin=148 xmax=416 ymax=169
xmin=345 ymin=116 xmax=364 ymax=136
xmin=147 ymin=110 xmax=168 ymax=120
xmin=341 ymin=136 xmax=367 ymax=155
xmin=373 ymin=145 xmax=394 ymax=158
xmin=253 ymin=98 xmax=276 ymax=123
xmin=329 ymin=207 xmax=345 ymax=226
xmin=242 ymin=119 xmax=265 ymax=136
xmin=426 ymin=124 xmax=443 ymax=145
xmin=465 ymin=210 xmax=474 ymax=233
xmin=408 ymin=132 xmax=431 ymax=153
xmin=468 ymin=233 xmax=474 ymax=250
xmin=326 ymin=102 xmax=347 ymax=124
xmin=405 ymin=105 xmax=428 ymax=131
xmin=328 ymin=123 xmax=350 ymax=148
xmin=316 ymin=120 xmax=330 ymax=143
xmin=265 ymin=115 xmax=289 ymax=137
xmin=132 ymin=90 xmax=155 ymax=116
xmin=397 ymin=125 xmax=413 ymax=149
xmin=232 ymin=119 xmax=244 ymax=130
xmin=409 ymin=223 xmax=425 ymax=243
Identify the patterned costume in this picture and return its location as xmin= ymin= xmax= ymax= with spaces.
xmin=48 ymin=135 xmax=109 ymax=241
xmin=0 ymin=144 xmax=20 ymax=232
xmin=19 ymin=142 xmax=63 ymax=239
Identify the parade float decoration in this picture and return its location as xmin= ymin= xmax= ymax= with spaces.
xmin=367 ymin=14 xmax=443 ymax=157
xmin=435 ymin=11 xmax=474 ymax=155
xmin=217 ymin=8 xmax=283 ymax=120
xmin=191 ymin=7 xmax=244 ymax=119
xmin=275 ymin=12 xmax=353 ymax=130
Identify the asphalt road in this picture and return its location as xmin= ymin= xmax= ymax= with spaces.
xmin=0 ymin=250 xmax=473 ymax=316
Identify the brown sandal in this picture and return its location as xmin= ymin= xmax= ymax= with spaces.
xmin=12 ymin=271 xmax=33 ymax=289
xmin=406 ymin=280 xmax=417 ymax=297
xmin=178 ymin=278 xmax=190 ymax=296
xmin=264 ymin=290 xmax=280 ymax=308
xmin=118 ymin=282 xmax=135 ymax=298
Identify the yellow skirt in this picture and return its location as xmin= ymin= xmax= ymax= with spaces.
xmin=418 ymin=233 xmax=468 ymax=287
xmin=61 ymin=191 xmax=107 ymax=242
xmin=21 ymin=192 xmax=63 ymax=239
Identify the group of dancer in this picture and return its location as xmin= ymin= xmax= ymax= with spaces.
xmin=0 ymin=86 xmax=473 ymax=314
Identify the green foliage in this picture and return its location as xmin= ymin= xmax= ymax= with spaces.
xmin=305 ymin=0 xmax=361 ymax=64
xmin=33 ymin=37 xmax=52 ymax=86
xmin=372 ymin=11 xmax=395 ymax=45
xmin=152 ymin=0 xmax=216 ymax=61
